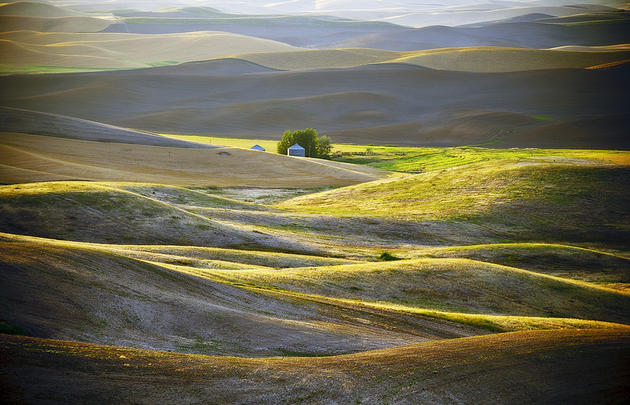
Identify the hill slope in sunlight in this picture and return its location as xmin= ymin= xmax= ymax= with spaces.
xmin=279 ymin=161 xmax=630 ymax=246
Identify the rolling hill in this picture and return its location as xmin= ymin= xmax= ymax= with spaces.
xmin=0 ymin=1 xmax=82 ymax=17
xmin=407 ymin=243 xmax=630 ymax=285
xmin=0 ymin=30 xmax=298 ymax=71
xmin=102 ymin=11 xmax=405 ymax=48
xmin=3 ymin=29 xmax=629 ymax=73
xmin=1 ymin=62 xmax=627 ymax=148
xmin=334 ymin=17 xmax=630 ymax=51
xmin=278 ymin=160 xmax=630 ymax=246
xmin=1 ymin=236 xmax=475 ymax=356
xmin=0 ymin=181 xmax=319 ymax=251
xmin=0 ymin=15 xmax=112 ymax=32
xmin=0 ymin=131 xmax=385 ymax=186
xmin=1 ymin=2 xmax=629 ymax=403
xmin=226 ymin=46 xmax=630 ymax=72
xmin=207 ymin=258 xmax=630 ymax=323
xmin=2 ymin=329 xmax=629 ymax=404
xmin=0 ymin=107 xmax=212 ymax=147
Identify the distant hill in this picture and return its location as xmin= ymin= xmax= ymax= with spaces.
xmin=0 ymin=15 xmax=111 ymax=32
xmin=0 ymin=30 xmax=297 ymax=72
xmin=0 ymin=1 xmax=81 ymax=17
xmin=1 ymin=62 xmax=627 ymax=149
xmin=102 ymin=14 xmax=407 ymax=48
xmin=0 ymin=106 xmax=211 ymax=147
xmin=111 ymin=6 xmax=227 ymax=18
xmin=335 ymin=17 xmax=630 ymax=50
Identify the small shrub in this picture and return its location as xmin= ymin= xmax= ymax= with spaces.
xmin=379 ymin=252 xmax=401 ymax=261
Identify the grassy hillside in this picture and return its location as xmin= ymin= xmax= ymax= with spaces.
xmin=0 ymin=181 xmax=314 ymax=251
xmin=405 ymin=243 xmax=630 ymax=285
xmin=203 ymin=257 xmax=630 ymax=321
xmin=0 ymin=231 xmax=357 ymax=268
xmin=279 ymin=160 xmax=630 ymax=245
xmin=0 ymin=132 xmax=384 ymax=186
xmin=1 ymin=3 xmax=628 ymax=402
xmin=0 ymin=236 xmax=489 ymax=356
xmin=2 ymin=329 xmax=629 ymax=404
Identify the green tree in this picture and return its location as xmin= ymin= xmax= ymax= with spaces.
xmin=277 ymin=128 xmax=331 ymax=158
xmin=316 ymin=135 xmax=332 ymax=159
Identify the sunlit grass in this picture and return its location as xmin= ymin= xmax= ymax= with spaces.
xmin=275 ymin=160 xmax=630 ymax=252
xmin=0 ymin=231 xmax=355 ymax=269
xmin=338 ymin=300 xmax=630 ymax=332
xmin=161 ymin=134 xmax=630 ymax=173
xmin=151 ymin=259 xmax=630 ymax=332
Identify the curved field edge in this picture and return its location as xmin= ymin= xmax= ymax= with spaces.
xmin=2 ymin=329 xmax=629 ymax=404
xmin=148 ymin=260 xmax=630 ymax=332
xmin=0 ymin=231 xmax=357 ymax=268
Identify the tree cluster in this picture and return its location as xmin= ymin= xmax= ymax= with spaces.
xmin=277 ymin=128 xmax=332 ymax=159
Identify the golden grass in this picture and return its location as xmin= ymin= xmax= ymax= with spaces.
xmin=151 ymin=258 xmax=630 ymax=331
xmin=277 ymin=159 xmax=630 ymax=223
xmin=346 ymin=300 xmax=629 ymax=332
xmin=585 ymin=58 xmax=630 ymax=70
xmin=6 ymin=228 xmax=624 ymax=335
xmin=0 ymin=231 xmax=356 ymax=268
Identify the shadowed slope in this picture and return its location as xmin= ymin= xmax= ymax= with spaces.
xmin=0 ymin=107 xmax=212 ymax=147
xmin=1 ymin=64 xmax=627 ymax=148
xmin=335 ymin=18 xmax=630 ymax=50
xmin=0 ymin=238 xmax=485 ymax=357
xmin=2 ymin=329 xmax=629 ymax=404
xmin=102 ymin=12 xmax=404 ymax=48
xmin=0 ymin=181 xmax=315 ymax=251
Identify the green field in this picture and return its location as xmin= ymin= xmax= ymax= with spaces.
xmin=164 ymin=133 xmax=629 ymax=172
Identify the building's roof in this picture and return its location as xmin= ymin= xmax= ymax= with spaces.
xmin=250 ymin=144 xmax=265 ymax=151
xmin=288 ymin=143 xmax=305 ymax=150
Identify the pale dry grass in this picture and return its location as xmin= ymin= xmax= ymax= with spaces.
xmin=0 ymin=133 xmax=385 ymax=187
